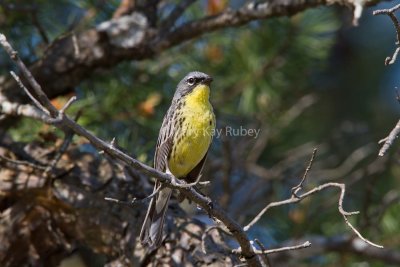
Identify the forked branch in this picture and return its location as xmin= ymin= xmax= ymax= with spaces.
xmin=244 ymin=149 xmax=383 ymax=249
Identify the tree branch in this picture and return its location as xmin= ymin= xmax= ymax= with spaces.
xmin=0 ymin=99 xmax=49 ymax=122
xmin=244 ymin=149 xmax=383 ymax=249
xmin=373 ymin=3 xmax=400 ymax=65
xmin=268 ymin=236 xmax=399 ymax=265
xmin=233 ymin=240 xmax=311 ymax=256
xmin=378 ymin=119 xmax=400 ymax=156
xmin=105 ymin=184 xmax=163 ymax=206
xmin=291 ymin=148 xmax=317 ymax=196
xmin=374 ymin=4 xmax=400 ymax=155
xmin=155 ymin=0 xmax=371 ymax=51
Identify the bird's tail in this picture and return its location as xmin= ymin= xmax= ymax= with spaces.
xmin=140 ymin=184 xmax=172 ymax=249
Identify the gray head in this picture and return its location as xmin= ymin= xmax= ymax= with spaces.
xmin=173 ymin=71 xmax=213 ymax=101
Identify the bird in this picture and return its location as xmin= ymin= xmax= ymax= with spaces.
xmin=140 ymin=71 xmax=216 ymax=249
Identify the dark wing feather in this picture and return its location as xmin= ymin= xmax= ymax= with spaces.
xmin=154 ymin=104 xmax=176 ymax=171
xmin=140 ymin=103 xmax=177 ymax=248
xmin=184 ymin=152 xmax=208 ymax=183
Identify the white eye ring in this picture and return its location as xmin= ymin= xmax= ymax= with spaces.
xmin=187 ymin=77 xmax=195 ymax=85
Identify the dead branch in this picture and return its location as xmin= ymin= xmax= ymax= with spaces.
xmin=373 ymin=3 xmax=400 ymax=65
xmin=105 ymin=184 xmax=163 ymax=206
xmin=268 ymin=236 xmax=399 ymax=265
xmin=232 ymin=240 xmax=311 ymax=260
xmin=156 ymin=0 xmax=370 ymax=51
xmin=254 ymin=241 xmax=311 ymax=255
xmin=0 ymin=100 xmax=50 ymax=122
xmin=378 ymin=119 xmax=400 ymax=156
xmin=373 ymin=4 xmax=400 ymax=156
xmin=244 ymin=150 xmax=383 ymax=249
xmin=244 ymin=183 xmax=382 ymax=248
xmin=0 ymin=154 xmax=47 ymax=171
xmin=291 ymin=148 xmax=317 ymax=197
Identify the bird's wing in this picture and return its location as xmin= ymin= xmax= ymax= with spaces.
xmin=184 ymin=152 xmax=208 ymax=183
xmin=140 ymin=105 xmax=176 ymax=248
xmin=154 ymin=104 xmax=176 ymax=171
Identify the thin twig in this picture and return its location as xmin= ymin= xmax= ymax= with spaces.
xmin=10 ymin=71 xmax=48 ymax=114
xmin=233 ymin=241 xmax=311 ymax=255
xmin=0 ymin=154 xmax=47 ymax=170
xmin=59 ymin=96 xmax=77 ymax=114
xmin=9 ymin=72 xmax=64 ymax=125
xmin=256 ymin=241 xmax=311 ymax=255
xmin=170 ymin=172 xmax=203 ymax=188
xmin=291 ymin=148 xmax=317 ymax=197
xmin=385 ymin=47 xmax=400 ymax=65
xmin=378 ymin=119 xmax=400 ymax=156
xmin=105 ymin=184 xmax=163 ymax=206
xmin=373 ymin=4 xmax=400 ymax=65
xmin=373 ymin=3 xmax=400 ymax=17
xmin=198 ymin=180 xmax=211 ymax=186
xmin=373 ymin=4 xmax=400 ymax=155
xmin=373 ymin=4 xmax=400 ymax=43
xmin=0 ymin=35 xmax=58 ymax=117
xmin=244 ymin=182 xmax=383 ymax=248
xmin=0 ymin=100 xmax=50 ymax=122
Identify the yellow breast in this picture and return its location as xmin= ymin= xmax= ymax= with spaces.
xmin=168 ymin=84 xmax=216 ymax=178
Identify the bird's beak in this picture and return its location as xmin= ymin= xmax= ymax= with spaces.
xmin=202 ymin=76 xmax=213 ymax=86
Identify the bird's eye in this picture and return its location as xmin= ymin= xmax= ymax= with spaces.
xmin=187 ymin=77 xmax=195 ymax=85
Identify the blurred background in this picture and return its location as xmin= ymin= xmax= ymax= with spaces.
xmin=1 ymin=0 xmax=400 ymax=266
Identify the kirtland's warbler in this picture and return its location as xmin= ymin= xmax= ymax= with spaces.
xmin=140 ymin=71 xmax=216 ymax=249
